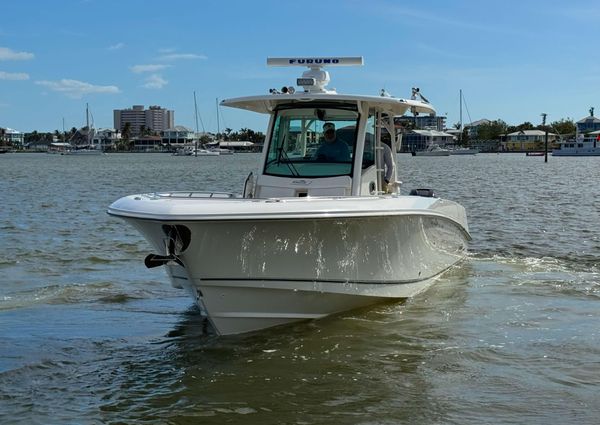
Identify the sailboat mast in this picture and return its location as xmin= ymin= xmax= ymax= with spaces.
xmin=193 ymin=91 xmax=200 ymax=134
xmin=459 ymin=90 xmax=463 ymax=144
xmin=216 ymin=97 xmax=220 ymax=139
xmin=194 ymin=92 xmax=199 ymax=157
xmin=86 ymin=103 xmax=90 ymax=146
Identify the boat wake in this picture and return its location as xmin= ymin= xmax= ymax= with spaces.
xmin=0 ymin=281 xmax=156 ymax=311
xmin=468 ymin=252 xmax=600 ymax=299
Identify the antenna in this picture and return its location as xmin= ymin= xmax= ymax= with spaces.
xmin=411 ymin=87 xmax=429 ymax=103
xmin=267 ymin=57 xmax=363 ymax=93
xmin=266 ymin=57 xmax=363 ymax=67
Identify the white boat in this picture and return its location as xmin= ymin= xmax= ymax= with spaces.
xmin=209 ymin=146 xmax=234 ymax=155
xmin=172 ymin=146 xmax=220 ymax=156
xmin=411 ymin=145 xmax=451 ymax=156
xmin=449 ymin=147 xmax=479 ymax=155
xmin=552 ymin=132 xmax=600 ymax=156
xmin=65 ymin=147 xmax=104 ymax=155
xmin=194 ymin=148 xmax=220 ymax=156
xmin=172 ymin=146 xmax=193 ymax=156
xmin=108 ymin=56 xmax=470 ymax=336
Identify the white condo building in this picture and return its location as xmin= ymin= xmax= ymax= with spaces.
xmin=113 ymin=105 xmax=174 ymax=136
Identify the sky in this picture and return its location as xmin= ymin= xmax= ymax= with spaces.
xmin=1 ymin=0 xmax=598 ymax=134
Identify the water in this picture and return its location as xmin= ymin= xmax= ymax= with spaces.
xmin=1 ymin=152 xmax=599 ymax=424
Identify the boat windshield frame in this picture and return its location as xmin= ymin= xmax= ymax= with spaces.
xmin=263 ymin=102 xmax=360 ymax=179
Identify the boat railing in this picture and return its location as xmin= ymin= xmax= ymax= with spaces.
xmin=154 ymin=191 xmax=240 ymax=199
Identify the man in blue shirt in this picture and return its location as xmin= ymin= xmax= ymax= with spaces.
xmin=314 ymin=122 xmax=350 ymax=162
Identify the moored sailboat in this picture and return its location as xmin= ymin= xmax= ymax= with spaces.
xmin=64 ymin=104 xmax=104 ymax=155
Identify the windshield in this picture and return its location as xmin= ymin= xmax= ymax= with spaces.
xmin=264 ymin=105 xmax=359 ymax=177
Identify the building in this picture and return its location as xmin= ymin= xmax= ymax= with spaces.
xmin=395 ymin=115 xmax=446 ymax=131
xmin=114 ymin=105 xmax=174 ymax=137
xmin=505 ymin=130 xmax=559 ymax=151
xmin=132 ymin=135 xmax=163 ymax=152
xmin=400 ymin=129 xmax=454 ymax=152
xmin=576 ymin=108 xmax=600 ymax=136
xmin=47 ymin=142 xmax=72 ymax=154
xmin=1 ymin=127 xmax=25 ymax=147
xmin=92 ymin=128 xmax=121 ymax=150
xmin=162 ymin=126 xmax=195 ymax=148
xmin=465 ymin=119 xmax=491 ymax=139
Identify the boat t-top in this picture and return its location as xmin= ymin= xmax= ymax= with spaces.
xmin=108 ymin=57 xmax=471 ymax=335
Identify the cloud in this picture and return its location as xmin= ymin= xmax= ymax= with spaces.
xmin=130 ymin=64 xmax=171 ymax=73
xmin=158 ymin=53 xmax=207 ymax=61
xmin=35 ymin=79 xmax=120 ymax=98
xmin=142 ymin=74 xmax=168 ymax=89
xmin=108 ymin=42 xmax=125 ymax=50
xmin=0 ymin=47 xmax=34 ymax=61
xmin=0 ymin=71 xmax=29 ymax=80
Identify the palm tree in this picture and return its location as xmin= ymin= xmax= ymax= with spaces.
xmin=120 ymin=122 xmax=131 ymax=151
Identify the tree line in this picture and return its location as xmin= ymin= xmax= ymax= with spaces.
xmin=213 ymin=127 xmax=265 ymax=144
xmin=455 ymin=118 xmax=576 ymax=143
xmin=9 ymin=118 xmax=577 ymax=148
xmin=14 ymin=125 xmax=265 ymax=146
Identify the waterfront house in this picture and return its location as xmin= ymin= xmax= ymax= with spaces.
xmin=400 ymin=129 xmax=454 ymax=153
xmin=1 ymin=127 xmax=25 ymax=148
xmin=161 ymin=126 xmax=195 ymax=150
xmin=505 ymin=130 xmax=559 ymax=151
xmin=465 ymin=119 xmax=491 ymax=139
xmin=395 ymin=115 xmax=447 ymax=131
xmin=93 ymin=128 xmax=121 ymax=150
xmin=576 ymin=108 xmax=600 ymax=136
xmin=132 ymin=135 xmax=163 ymax=152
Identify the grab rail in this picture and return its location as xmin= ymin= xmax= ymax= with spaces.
xmin=154 ymin=191 xmax=239 ymax=199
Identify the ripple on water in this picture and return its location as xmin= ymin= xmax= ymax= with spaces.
xmin=2 ymin=154 xmax=600 ymax=423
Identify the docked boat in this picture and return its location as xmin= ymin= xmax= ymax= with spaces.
xmin=552 ymin=133 xmax=600 ymax=156
xmin=411 ymin=145 xmax=451 ymax=156
xmin=172 ymin=146 xmax=193 ymax=156
xmin=65 ymin=146 xmax=104 ymax=155
xmin=108 ymin=57 xmax=470 ymax=335
xmin=208 ymin=146 xmax=234 ymax=155
xmin=195 ymin=148 xmax=220 ymax=156
xmin=172 ymin=146 xmax=220 ymax=156
xmin=449 ymin=147 xmax=478 ymax=155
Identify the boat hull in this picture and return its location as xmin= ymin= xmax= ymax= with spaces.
xmin=552 ymin=150 xmax=600 ymax=156
xmin=412 ymin=151 xmax=450 ymax=156
xmin=450 ymin=149 xmax=478 ymax=155
xmin=64 ymin=149 xmax=104 ymax=155
xmin=118 ymin=209 xmax=469 ymax=335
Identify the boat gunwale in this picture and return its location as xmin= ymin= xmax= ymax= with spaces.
xmin=107 ymin=205 xmax=472 ymax=241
